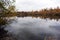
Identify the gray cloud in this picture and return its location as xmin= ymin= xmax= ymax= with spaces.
xmin=15 ymin=0 xmax=60 ymax=11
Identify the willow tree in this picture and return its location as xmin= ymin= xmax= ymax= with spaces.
xmin=0 ymin=0 xmax=16 ymax=17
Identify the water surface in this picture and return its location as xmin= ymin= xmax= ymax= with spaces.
xmin=5 ymin=17 xmax=60 ymax=40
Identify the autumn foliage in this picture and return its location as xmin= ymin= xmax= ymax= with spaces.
xmin=17 ymin=7 xmax=60 ymax=19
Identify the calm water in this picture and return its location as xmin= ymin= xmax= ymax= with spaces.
xmin=5 ymin=17 xmax=60 ymax=40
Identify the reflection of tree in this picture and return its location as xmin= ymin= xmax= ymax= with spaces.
xmin=0 ymin=26 xmax=7 ymax=37
xmin=0 ymin=18 xmax=8 ymax=40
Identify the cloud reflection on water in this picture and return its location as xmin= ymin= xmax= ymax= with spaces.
xmin=5 ymin=17 xmax=60 ymax=40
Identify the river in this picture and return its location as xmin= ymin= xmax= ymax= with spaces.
xmin=4 ymin=17 xmax=60 ymax=40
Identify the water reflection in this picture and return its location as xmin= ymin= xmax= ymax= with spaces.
xmin=5 ymin=17 xmax=60 ymax=40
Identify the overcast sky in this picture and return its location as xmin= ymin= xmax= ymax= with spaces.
xmin=15 ymin=0 xmax=60 ymax=11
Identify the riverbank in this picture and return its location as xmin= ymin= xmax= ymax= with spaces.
xmin=17 ymin=7 xmax=60 ymax=19
xmin=0 ymin=18 xmax=15 ymax=40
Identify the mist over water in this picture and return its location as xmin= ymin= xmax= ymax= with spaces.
xmin=5 ymin=17 xmax=60 ymax=40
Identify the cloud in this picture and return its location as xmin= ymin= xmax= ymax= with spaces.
xmin=15 ymin=0 xmax=60 ymax=11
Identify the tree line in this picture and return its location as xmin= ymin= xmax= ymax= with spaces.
xmin=17 ymin=7 xmax=60 ymax=19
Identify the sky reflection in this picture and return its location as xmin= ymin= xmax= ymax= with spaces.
xmin=5 ymin=17 xmax=60 ymax=40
